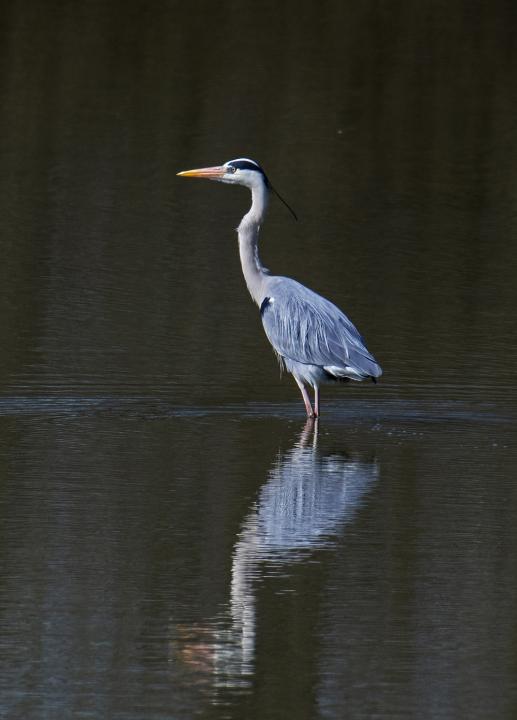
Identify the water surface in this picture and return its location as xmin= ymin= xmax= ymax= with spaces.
xmin=1 ymin=1 xmax=517 ymax=718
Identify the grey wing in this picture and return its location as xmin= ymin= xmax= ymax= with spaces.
xmin=260 ymin=277 xmax=382 ymax=379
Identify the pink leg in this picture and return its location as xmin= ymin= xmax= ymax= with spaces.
xmin=294 ymin=377 xmax=314 ymax=417
xmin=314 ymin=386 xmax=320 ymax=418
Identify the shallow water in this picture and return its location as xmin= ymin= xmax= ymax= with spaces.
xmin=0 ymin=401 xmax=516 ymax=719
xmin=1 ymin=1 xmax=517 ymax=718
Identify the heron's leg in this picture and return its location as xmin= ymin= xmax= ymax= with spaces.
xmin=294 ymin=377 xmax=314 ymax=417
xmin=314 ymin=386 xmax=320 ymax=418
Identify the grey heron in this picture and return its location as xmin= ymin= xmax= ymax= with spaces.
xmin=177 ymin=158 xmax=382 ymax=417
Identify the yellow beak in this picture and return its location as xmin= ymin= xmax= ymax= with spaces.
xmin=177 ymin=165 xmax=227 ymax=179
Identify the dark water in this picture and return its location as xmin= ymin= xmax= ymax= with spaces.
xmin=1 ymin=2 xmax=517 ymax=718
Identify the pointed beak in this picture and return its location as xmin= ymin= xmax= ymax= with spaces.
xmin=177 ymin=165 xmax=227 ymax=180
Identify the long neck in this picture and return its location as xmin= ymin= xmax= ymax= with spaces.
xmin=237 ymin=182 xmax=269 ymax=305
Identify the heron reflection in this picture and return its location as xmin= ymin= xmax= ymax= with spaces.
xmin=170 ymin=420 xmax=379 ymax=693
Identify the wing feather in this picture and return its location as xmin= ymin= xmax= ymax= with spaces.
xmin=260 ymin=277 xmax=382 ymax=378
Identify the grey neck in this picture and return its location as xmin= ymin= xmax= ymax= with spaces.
xmin=237 ymin=182 xmax=270 ymax=305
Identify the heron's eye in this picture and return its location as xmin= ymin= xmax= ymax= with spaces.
xmin=227 ymin=166 xmax=237 ymax=174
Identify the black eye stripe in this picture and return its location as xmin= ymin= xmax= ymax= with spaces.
xmin=228 ymin=160 xmax=265 ymax=174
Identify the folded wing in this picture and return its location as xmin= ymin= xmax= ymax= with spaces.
xmin=260 ymin=277 xmax=382 ymax=380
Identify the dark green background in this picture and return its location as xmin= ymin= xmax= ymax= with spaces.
xmin=1 ymin=2 xmax=516 ymax=718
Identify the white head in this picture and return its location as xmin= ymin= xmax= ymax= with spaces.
xmin=177 ymin=157 xmax=297 ymax=219
xmin=177 ymin=157 xmax=268 ymax=189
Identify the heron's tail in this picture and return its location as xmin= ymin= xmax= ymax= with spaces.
xmin=324 ymin=355 xmax=382 ymax=383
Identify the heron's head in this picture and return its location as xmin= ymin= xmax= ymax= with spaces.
xmin=177 ymin=157 xmax=297 ymax=219
xmin=177 ymin=158 xmax=268 ymax=189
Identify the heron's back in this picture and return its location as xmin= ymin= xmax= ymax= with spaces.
xmin=260 ymin=276 xmax=382 ymax=381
